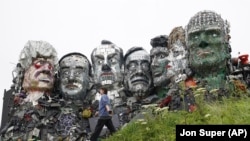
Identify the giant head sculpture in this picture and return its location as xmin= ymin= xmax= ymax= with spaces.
xmin=1 ymin=40 xmax=58 ymax=141
xmin=124 ymin=47 xmax=152 ymax=97
xmin=167 ymin=26 xmax=188 ymax=83
xmin=91 ymin=40 xmax=123 ymax=88
xmin=58 ymin=52 xmax=91 ymax=100
xmin=186 ymin=10 xmax=231 ymax=78
xmin=150 ymin=35 xmax=170 ymax=87
xmin=19 ymin=40 xmax=58 ymax=101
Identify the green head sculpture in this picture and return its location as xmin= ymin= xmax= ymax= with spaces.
xmin=186 ymin=10 xmax=231 ymax=78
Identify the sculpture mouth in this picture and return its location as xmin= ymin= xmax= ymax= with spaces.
xmin=36 ymin=70 xmax=53 ymax=83
xmin=65 ymin=83 xmax=80 ymax=89
xmin=131 ymin=76 xmax=149 ymax=85
xmin=37 ymin=73 xmax=52 ymax=83
xmin=101 ymin=72 xmax=115 ymax=81
xmin=197 ymin=51 xmax=214 ymax=58
xmin=38 ymin=78 xmax=51 ymax=83
xmin=152 ymin=71 xmax=162 ymax=77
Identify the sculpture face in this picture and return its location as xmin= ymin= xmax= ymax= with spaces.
xmin=20 ymin=40 xmax=58 ymax=93
xmin=150 ymin=47 xmax=169 ymax=86
xmin=166 ymin=40 xmax=188 ymax=80
xmin=59 ymin=54 xmax=90 ymax=97
xmin=22 ymin=57 xmax=55 ymax=91
xmin=187 ymin=26 xmax=228 ymax=72
xmin=125 ymin=49 xmax=152 ymax=97
xmin=150 ymin=41 xmax=187 ymax=87
xmin=91 ymin=44 xmax=123 ymax=87
xmin=186 ymin=11 xmax=230 ymax=76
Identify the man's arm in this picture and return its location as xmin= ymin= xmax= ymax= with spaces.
xmin=105 ymin=104 xmax=110 ymax=111
xmin=106 ymin=105 xmax=112 ymax=114
xmin=102 ymin=96 xmax=112 ymax=114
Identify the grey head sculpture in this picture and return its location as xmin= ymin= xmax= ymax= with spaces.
xmin=124 ymin=46 xmax=152 ymax=98
xmin=58 ymin=52 xmax=91 ymax=103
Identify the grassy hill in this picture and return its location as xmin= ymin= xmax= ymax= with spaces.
xmin=103 ymin=95 xmax=250 ymax=141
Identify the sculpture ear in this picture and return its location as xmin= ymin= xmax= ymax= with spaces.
xmin=123 ymin=72 xmax=129 ymax=90
xmin=90 ymin=66 xmax=94 ymax=77
xmin=121 ymin=64 xmax=124 ymax=75
xmin=227 ymin=43 xmax=232 ymax=53
xmin=225 ymin=34 xmax=231 ymax=42
xmin=55 ymin=66 xmax=61 ymax=88
xmin=88 ymin=81 xmax=94 ymax=90
xmin=227 ymin=58 xmax=234 ymax=74
xmin=88 ymin=73 xmax=95 ymax=90
xmin=56 ymin=63 xmax=60 ymax=78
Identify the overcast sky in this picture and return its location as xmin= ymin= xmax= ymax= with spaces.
xmin=0 ymin=0 xmax=249 ymax=124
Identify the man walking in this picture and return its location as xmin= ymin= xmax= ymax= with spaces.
xmin=90 ymin=87 xmax=116 ymax=141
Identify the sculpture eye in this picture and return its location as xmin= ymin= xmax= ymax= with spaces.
xmin=173 ymin=51 xmax=179 ymax=57
xmin=63 ymin=71 xmax=69 ymax=76
xmin=189 ymin=32 xmax=200 ymax=41
xmin=34 ymin=61 xmax=42 ymax=69
xmin=160 ymin=54 xmax=165 ymax=58
xmin=110 ymin=59 xmax=116 ymax=63
xmin=212 ymin=33 xmax=218 ymax=37
xmin=98 ymin=60 xmax=103 ymax=64
xmin=128 ymin=62 xmax=137 ymax=71
xmin=141 ymin=62 xmax=149 ymax=70
xmin=194 ymin=35 xmax=199 ymax=39
xmin=207 ymin=30 xmax=220 ymax=38
xmin=82 ymin=68 xmax=87 ymax=73
xmin=130 ymin=64 xmax=136 ymax=68
xmin=75 ymin=71 xmax=80 ymax=75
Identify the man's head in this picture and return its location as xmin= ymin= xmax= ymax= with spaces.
xmin=99 ymin=87 xmax=108 ymax=95
xmin=19 ymin=40 xmax=58 ymax=92
xmin=124 ymin=47 xmax=152 ymax=97
xmin=150 ymin=35 xmax=170 ymax=87
xmin=185 ymin=10 xmax=231 ymax=77
xmin=58 ymin=52 xmax=91 ymax=98
xmin=91 ymin=40 xmax=123 ymax=88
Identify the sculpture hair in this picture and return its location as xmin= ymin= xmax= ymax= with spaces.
xmin=14 ymin=40 xmax=58 ymax=93
xmin=124 ymin=46 xmax=145 ymax=63
xmin=91 ymin=40 xmax=124 ymax=67
xmin=168 ymin=26 xmax=186 ymax=49
xmin=150 ymin=35 xmax=168 ymax=48
xmin=18 ymin=40 xmax=58 ymax=71
xmin=185 ymin=10 xmax=231 ymax=43
xmin=58 ymin=52 xmax=92 ymax=76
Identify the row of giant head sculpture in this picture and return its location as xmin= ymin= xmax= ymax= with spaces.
xmin=1 ymin=10 xmax=250 ymax=140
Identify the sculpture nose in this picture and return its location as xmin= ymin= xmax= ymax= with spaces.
xmin=151 ymin=57 xmax=159 ymax=67
xmin=102 ymin=64 xmax=111 ymax=72
xmin=43 ymin=63 xmax=53 ymax=70
xmin=68 ymin=70 xmax=76 ymax=81
xmin=199 ymin=41 xmax=209 ymax=48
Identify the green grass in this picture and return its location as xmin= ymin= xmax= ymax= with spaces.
xmin=103 ymin=96 xmax=250 ymax=141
